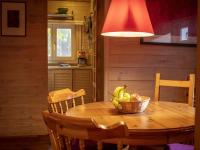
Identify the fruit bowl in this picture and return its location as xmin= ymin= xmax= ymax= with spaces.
xmin=117 ymin=96 xmax=150 ymax=113
xmin=111 ymin=85 xmax=150 ymax=114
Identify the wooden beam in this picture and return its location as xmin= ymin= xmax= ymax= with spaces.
xmin=195 ymin=0 xmax=200 ymax=149
xmin=96 ymin=0 xmax=106 ymax=101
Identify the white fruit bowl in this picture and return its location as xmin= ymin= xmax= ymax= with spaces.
xmin=118 ymin=96 xmax=150 ymax=114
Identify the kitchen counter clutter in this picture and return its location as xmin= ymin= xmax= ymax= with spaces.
xmin=48 ymin=65 xmax=94 ymax=103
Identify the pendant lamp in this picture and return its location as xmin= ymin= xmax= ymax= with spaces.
xmin=101 ymin=0 xmax=154 ymax=37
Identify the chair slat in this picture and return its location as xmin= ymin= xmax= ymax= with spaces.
xmin=81 ymin=96 xmax=84 ymax=105
xmin=59 ymin=102 xmax=63 ymax=114
xmin=54 ymin=103 xmax=58 ymax=113
xmin=72 ymin=98 xmax=76 ymax=107
xmin=159 ymin=80 xmax=190 ymax=88
xmin=154 ymin=73 xmax=195 ymax=106
xmin=154 ymin=73 xmax=160 ymax=102
xmin=65 ymin=101 xmax=69 ymax=111
xmin=51 ymin=104 xmax=55 ymax=112
xmin=188 ymin=74 xmax=195 ymax=106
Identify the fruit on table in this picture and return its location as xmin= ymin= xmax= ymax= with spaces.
xmin=130 ymin=93 xmax=141 ymax=101
xmin=113 ymin=86 xmax=125 ymax=97
xmin=112 ymin=85 xmax=131 ymax=109
xmin=112 ymin=97 xmax=119 ymax=107
xmin=111 ymin=85 xmax=146 ymax=109
xmin=112 ymin=97 xmax=122 ymax=109
xmin=118 ymin=92 xmax=131 ymax=102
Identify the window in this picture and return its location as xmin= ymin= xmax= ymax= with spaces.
xmin=56 ymin=28 xmax=72 ymax=57
xmin=48 ymin=23 xmax=76 ymax=63
xmin=180 ymin=27 xmax=189 ymax=41
xmin=48 ymin=28 xmax=52 ymax=57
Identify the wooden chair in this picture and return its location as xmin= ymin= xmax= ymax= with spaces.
xmin=154 ymin=73 xmax=195 ymax=106
xmin=43 ymin=111 xmax=129 ymax=150
xmin=153 ymin=73 xmax=195 ymax=150
xmin=48 ymin=88 xmax=86 ymax=114
xmin=42 ymin=111 xmax=61 ymax=150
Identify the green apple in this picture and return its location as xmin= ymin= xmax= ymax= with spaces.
xmin=118 ymin=92 xmax=131 ymax=102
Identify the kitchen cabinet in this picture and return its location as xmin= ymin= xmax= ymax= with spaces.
xmin=48 ymin=67 xmax=94 ymax=103
xmin=73 ymin=69 xmax=93 ymax=103
xmin=54 ymin=70 xmax=72 ymax=90
xmin=48 ymin=70 xmax=54 ymax=91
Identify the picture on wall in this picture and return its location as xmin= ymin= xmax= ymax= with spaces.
xmin=1 ymin=2 xmax=26 ymax=36
xmin=141 ymin=0 xmax=197 ymax=46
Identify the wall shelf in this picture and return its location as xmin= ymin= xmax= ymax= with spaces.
xmin=48 ymin=13 xmax=74 ymax=20
xmin=48 ymin=19 xmax=84 ymax=25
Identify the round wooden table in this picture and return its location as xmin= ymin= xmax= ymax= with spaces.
xmin=66 ymin=101 xmax=195 ymax=145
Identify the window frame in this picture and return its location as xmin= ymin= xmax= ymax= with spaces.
xmin=48 ymin=22 xmax=77 ymax=63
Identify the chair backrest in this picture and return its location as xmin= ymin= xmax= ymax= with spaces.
xmin=43 ymin=111 xmax=129 ymax=150
xmin=48 ymin=88 xmax=86 ymax=114
xmin=42 ymin=111 xmax=61 ymax=150
xmin=154 ymin=73 xmax=195 ymax=106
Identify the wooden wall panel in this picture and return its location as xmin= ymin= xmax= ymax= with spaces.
xmin=195 ymin=0 xmax=200 ymax=149
xmin=0 ymin=0 xmax=48 ymax=136
xmin=109 ymin=68 xmax=194 ymax=81
xmin=105 ymin=37 xmax=196 ymax=102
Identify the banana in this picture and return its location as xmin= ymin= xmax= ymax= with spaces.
xmin=113 ymin=86 xmax=124 ymax=97
xmin=112 ymin=85 xmax=129 ymax=110
xmin=113 ymin=85 xmax=127 ymax=98
xmin=112 ymin=97 xmax=119 ymax=108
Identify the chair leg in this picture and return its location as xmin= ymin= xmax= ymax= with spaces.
xmin=64 ymin=137 xmax=71 ymax=150
xmin=79 ymin=140 xmax=85 ymax=150
xmin=122 ymin=145 xmax=130 ymax=150
xmin=97 ymin=141 xmax=103 ymax=150
xmin=117 ymin=142 xmax=123 ymax=150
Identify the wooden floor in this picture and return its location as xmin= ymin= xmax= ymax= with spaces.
xmin=0 ymin=135 xmax=51 ymax=150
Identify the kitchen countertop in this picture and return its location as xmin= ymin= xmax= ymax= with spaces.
xmin=48 ymin=65 xmax=93 ymax=70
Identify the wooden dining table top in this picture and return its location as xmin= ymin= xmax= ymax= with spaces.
xmin=66 ymin=101 xmax=195 ymax=134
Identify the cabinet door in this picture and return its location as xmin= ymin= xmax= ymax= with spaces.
xmin=73 ymin=69 xmax=93 ymax=103
xmin=48 ymin=70 xmax=54 ymax=91
xmin=54 ymin=70 xmax=72 ymax=90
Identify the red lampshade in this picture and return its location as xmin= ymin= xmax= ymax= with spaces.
xmin=101 ymin=0 xmax=154 ymax=37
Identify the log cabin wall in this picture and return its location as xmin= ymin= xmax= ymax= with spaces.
xmin=0 ymin=0 xmax=48 ymax=136
xmin=195 ymin=0 xmax=200 ymax=149
xmin=104 ymin=37 xmax=196 ymax=102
